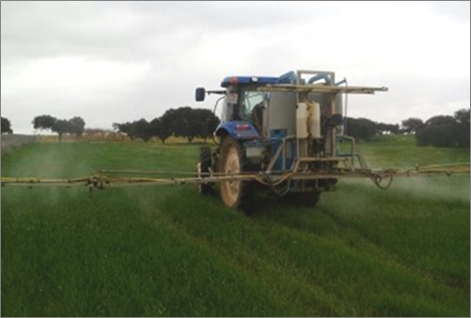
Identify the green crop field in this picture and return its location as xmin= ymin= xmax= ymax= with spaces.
xmin=1 ymin=136 xmax=470 ymax=317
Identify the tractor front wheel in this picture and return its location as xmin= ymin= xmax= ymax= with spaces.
xmin=218 ymin=137 xmax=252 ymax=210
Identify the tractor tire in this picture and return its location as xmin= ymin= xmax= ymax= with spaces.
xmin=198 ymin=146 xmax=213 ymax=196
xmin=218 ymin=137 xmax=253 ymax=211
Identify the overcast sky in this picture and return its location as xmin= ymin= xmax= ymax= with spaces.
xmin=1 ymin=1 xmax=470 ymax=134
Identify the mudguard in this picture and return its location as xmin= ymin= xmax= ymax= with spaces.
xmin=214 ymin=121 xmax=260 ymax=141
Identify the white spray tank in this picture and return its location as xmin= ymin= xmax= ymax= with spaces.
xmin=307 ymin=101 xmax=321 ymax=139
xmin=296 ymin=102 xmax=309 ymax=138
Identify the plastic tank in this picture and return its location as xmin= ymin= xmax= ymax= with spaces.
xmin=296 ymin=102 xmax=309 ymax=138
xmin=334 ymin=94 xmax=344 ymax=135
xmin=308 ymin=102 xmax=321 ymax=138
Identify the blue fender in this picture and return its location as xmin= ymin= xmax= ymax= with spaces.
xmin=214 ymin=121 xmax=260 ymax=141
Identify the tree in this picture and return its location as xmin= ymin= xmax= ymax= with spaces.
xmin=165 ymin=107 xmax=220 ymax=143
xmin=113 ymin=122 xmax=135 ymax=139
xmin=52 ymin=119 xmax=71 ymax=142
xmin=33 ymin=115 xmax=57 ymax=131
xmin=113 ymin=119 xmax=153 ymax=142
xmin=68 ymin=116 xmax=86 ymax=137
xmin=159 ymin=109 xmax=179 ymax=141
xmin=194 ymin=108 xmax=220 ymax=142
xmin=172 ymin=107 xmax=199 ymax=143
xmin=454 ymin=108 xmax=470 ymax=148
xmin=150 ymin=118 xmax=172 ymax=144
xmin=376 ymin=122 xmax=400 ymax=135
xmin=134 ymin=119 xmax=153 ymax=142
xmin=416 ymin=115 xmax=458 ymax=147
xmin=345 ymin=117 xmax=377 ymax=141
xmin=401 ymin=118 xmax=424 ymax=134
xmin=1 ymin=117 xmax=13 ymax=134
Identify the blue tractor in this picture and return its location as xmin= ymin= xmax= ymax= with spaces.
xmin=195 ymin=70 xmax=387 ymax=211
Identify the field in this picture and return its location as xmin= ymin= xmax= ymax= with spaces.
xmin=1 ymin=136 xmax=470 ymax=316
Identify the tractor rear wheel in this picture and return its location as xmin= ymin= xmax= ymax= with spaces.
xmin=219 ymin=137 xmax=252 ymax=210
xmin=198 ymin=146 xmax=213 ymax=196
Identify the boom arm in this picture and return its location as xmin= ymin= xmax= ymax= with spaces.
xmin=257 ymin=84 xmax=388 ymax=94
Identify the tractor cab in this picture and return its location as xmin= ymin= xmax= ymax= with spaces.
xmin=196 ymin=76 xmax=278 ymax=139
xmin=219 ymin=76 xmax=277 ymax=125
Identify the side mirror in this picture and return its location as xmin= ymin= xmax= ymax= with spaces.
xmin=195 ymin=87 xmax=206 ymax=102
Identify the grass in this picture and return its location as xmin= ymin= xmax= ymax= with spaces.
xmin=1 ymin=137 xmax=470 ymax=316
xmin=356 ymin=135 xmax=471 ymax=168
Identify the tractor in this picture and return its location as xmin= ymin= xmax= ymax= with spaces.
xmin=195 ymin=70 xmax=388 ymax=210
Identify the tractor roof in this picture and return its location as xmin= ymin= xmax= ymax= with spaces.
xmin=221 ymin=76 xmax=279 ymax=88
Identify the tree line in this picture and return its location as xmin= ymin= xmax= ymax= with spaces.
xmin=113 ymin=107 xmax=220 ymax=143
xmin=3 ymin=107 xmax=470 ymax=149
xmin=32 ymin=115 xmax=86 ymax=141
xmin=345 ymin=118 xmax=399 ymax=141
xmin=345 ymin=108 xmax=469 ymax=148
xmin=402 ymin=108 xmax=470 ymax=148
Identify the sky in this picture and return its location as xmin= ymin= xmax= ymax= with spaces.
xmin=1 ymin=1 xmax=470 ymax=134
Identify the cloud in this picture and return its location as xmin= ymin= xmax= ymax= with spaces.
xmin=425 ymin=1 xmax=470 ymax=23
xmin=1 ymin=1 xmax=469 ymax=134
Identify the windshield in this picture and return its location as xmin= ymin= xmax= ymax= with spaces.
xmin=240 ymin=90 xmax=265 ymax=120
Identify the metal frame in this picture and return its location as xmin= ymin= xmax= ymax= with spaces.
xmin=2 ymin=163 xmax=469 ymax=191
